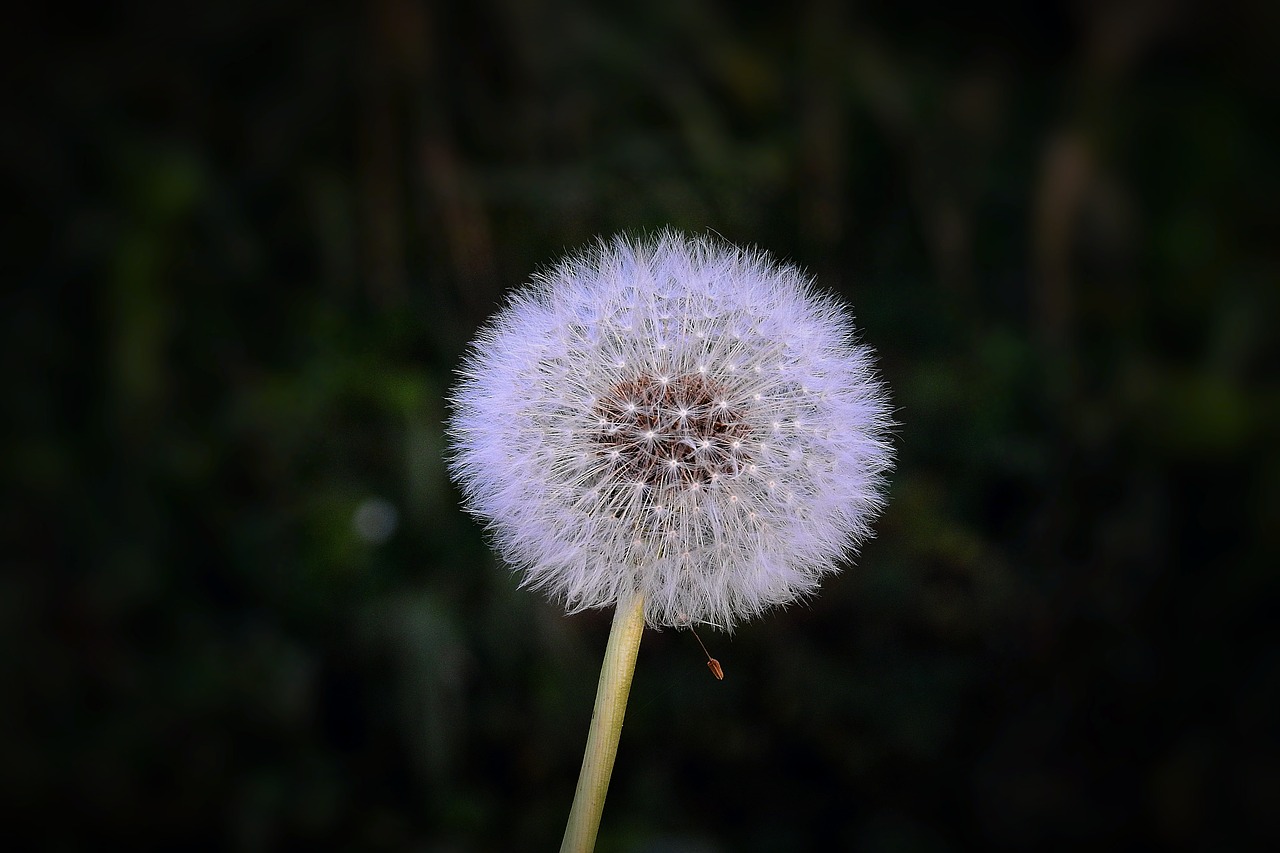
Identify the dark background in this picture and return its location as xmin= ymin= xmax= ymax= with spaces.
xmin=5 ymin=1 xmax=1278 ymax=850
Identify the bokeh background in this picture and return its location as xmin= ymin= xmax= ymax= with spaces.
xmin=6 ymin=0 xmax=1278 ymax=850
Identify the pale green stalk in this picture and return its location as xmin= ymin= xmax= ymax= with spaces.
xmin=559 ymin=590 xmax=646 ymax=853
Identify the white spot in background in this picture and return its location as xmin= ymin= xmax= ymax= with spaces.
xmin=353 ymin=497 xmax=399 ymax=544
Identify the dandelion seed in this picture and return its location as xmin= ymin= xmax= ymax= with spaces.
xmin=706 ymin=658 xmax=725 ymax=680
xmin=688 ymin=624 xmax=725 ymax=681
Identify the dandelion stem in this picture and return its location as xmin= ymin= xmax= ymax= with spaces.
xmin=560 ymin=590 xmax=646 ymax=853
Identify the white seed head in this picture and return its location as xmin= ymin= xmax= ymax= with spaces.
xmin=447 ymin=230 xmax=894 ymax=630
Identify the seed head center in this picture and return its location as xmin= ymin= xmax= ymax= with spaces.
xmin=593 ymin=373 xmax=751 ymax=488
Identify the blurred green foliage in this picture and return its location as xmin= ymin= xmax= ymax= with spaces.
xmin=4 ymin=0 xmax=1278 ymax=850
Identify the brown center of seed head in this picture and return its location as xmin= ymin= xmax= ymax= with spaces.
xmin=592 ymin=372 xmax=752 ymax=489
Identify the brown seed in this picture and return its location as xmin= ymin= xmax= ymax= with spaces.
xmin=706 ymin=658 xmax=724 ymax=680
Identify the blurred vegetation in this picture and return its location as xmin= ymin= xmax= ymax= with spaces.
xmin=4 ymin=0 xmax=1278 ymax=850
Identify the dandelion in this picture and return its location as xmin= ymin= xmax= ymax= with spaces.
xmin=449 ymin=230 xmax=893 ymax=629
xmin=446 ymin=229 xmax=893 ymax=851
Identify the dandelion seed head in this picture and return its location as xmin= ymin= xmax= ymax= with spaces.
xmin=447 ymin=229 xmax=894 ymax=630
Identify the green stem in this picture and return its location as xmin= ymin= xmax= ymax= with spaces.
xmin=559 ymin=590 xmax=646 ymax=853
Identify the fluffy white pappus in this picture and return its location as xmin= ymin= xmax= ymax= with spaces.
xmin=447 ymin=230 xmax=894 ymax=630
